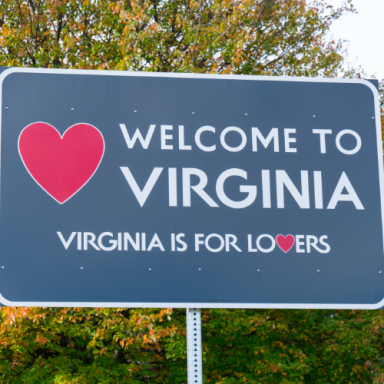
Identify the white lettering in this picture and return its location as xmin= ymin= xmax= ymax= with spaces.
xmin=276 ymin=170 xmax=310 ymax=209
xmin=319 ymin=235 xmax=331 ymax=253
xmin=179 ymin=125 xmax=192 ymax=150
xmin=306 ymin=235 xmax=320 ymax=253
xmin=119 ymin=124 xmax=156 ymax=149
xmin=225 ymin=234 xmax=242 ymax=252
xmin=335 ymin=130 xmax=361 ymax=155
xmin=176 ymin=233 xmax=188 ymax=251
xmin=314 ymin=171 xmax=323 ymax=209
xmin=220 ymin=127 xmax=247 ymax=152
xmin=168 ymin=168 xmax=177 ymax=206
xmin=83 ymin=232 xmax=100 ymax=251
xmin=284 ymin=128 xmax=297 ymax=153
xmin=205 ymin=234 xmax=225 ymax=253
xmin=195 ymin=126 xmax=216 ymax=152
xmin=216 ymin=169 xmax=257 ymax=209
xmin=252 ymin=128 xmax=279 ymax=152
xmin=77 ymin=232 xmax=82 ymax=250
xmin=195 ymin=234 xmax=205 ymax=251
xmin=120 ymin=167 xmax=163 ymax=207
xmin=147 ymin=233 xmax=165 ymax=251
xmin=182 ymin=168 xmax=218 ymax=207
xmin=262 ymin=170 xmax=271 ymax=208
xmin=124 ymin=233 xmax=140 ymax=251
xmin=98 ymin=232 xmax=117 ymax=251
xmin=327 ymin=172 xmax=364 ymax=210
xmin=247 ymin=235 xmax=257 ymax=252
xmin=313 ymin=129 xmax=332 ymax=153
xmin=295 ymin=235 xmax=305 ymax=253
xmin=256 ymin=234 xmax=275 ymax=253
xmin=161 ymin=125 xmax=173 ymax=150
xmin=57 ymin=232 xmax=76 ymax=250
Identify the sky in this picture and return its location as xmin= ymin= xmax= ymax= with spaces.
xmin=328 ymin=0 xmax=384 ymax=79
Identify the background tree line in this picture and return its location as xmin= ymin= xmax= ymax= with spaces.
xmin=0 ymin=0 xmax=383 ymax=383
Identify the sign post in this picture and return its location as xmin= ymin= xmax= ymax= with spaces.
xmin=187 ymin=308 xmax=203 ymax=384
xmin=0 ymin=67 xmax=382 ymax=381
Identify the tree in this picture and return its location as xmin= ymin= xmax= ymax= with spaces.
xmin=1 ymin=1 xmax=384 ymax=383
xmin=116 ymin=0 xmax=353 ymax=77
xmin=0 ymin=307 xmax=186 ymax=383
xmin=380 ymin=79 xmax=384 ymax=137
xmin=200 ymin=309 xmax=384 ymax=383
xmin=0 ymin=0 xmax=123 ymax=69
xmin=2 ymin=307 xmax=384 ymax=383
xmin=0 ymin=0 xmax=354 ymax=77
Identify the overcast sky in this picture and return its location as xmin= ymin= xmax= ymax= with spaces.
xmin=327 ymin=0 xmax=384 ymax=79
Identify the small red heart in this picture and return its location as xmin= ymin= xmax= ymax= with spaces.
xmin=19 ymin=122 xmax=104 ymax=204
xmin=276 ymin=234 xmax=295 ymax=253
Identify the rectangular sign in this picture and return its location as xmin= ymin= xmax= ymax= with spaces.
xmin=0 ymin=68 xmax=382 ymax=308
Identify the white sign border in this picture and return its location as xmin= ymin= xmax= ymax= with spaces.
xmin=0 ymin=67 xmax=382 ymax=309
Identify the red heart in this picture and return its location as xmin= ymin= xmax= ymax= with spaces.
xmin=276 ymin=235 xmax=295 ymax=253
xmin=19 ymin=122 xmax=104 ymax=204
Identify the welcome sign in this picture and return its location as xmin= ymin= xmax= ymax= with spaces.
xmin=0 ymin=68 xmax=382 ymax=308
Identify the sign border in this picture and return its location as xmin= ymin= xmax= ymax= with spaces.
xmin=0 ymin=67 xmax=382 ymax=309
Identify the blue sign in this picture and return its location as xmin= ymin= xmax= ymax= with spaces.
xmin=0 ymin=68 xmax=382 ymax=308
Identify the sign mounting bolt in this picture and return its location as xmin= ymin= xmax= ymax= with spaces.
xmin=313 ymin=115 xmax=316 ymax=118
xmin=192 ymin=112 xmax=195 ymax=114
xmin=80 ymin=267 xmax=83 ymax=270
xmin=149 ymin=268 xmax=151 ymax=271
xmin=134 ymin=110 xmax=137 ymax=113
xmin=372 ymin=117 xmax=375 ymax=119
xmin=1 ymin=266 xmax=4 ymax=270
xmin=71 ymin=108 xmax=74 ymax=111
xmin=380 ymin=271 xmax=382 ymax=274
xmin=5 ymin=106 xmax=8 ymax=109
xmin=199 ymin=268 xmax=201 ymax=271
xmin=257 ymin=269 xmax=260 ymax=272
xmin=317 ymin=269 xmax=320 ymax=273
xmin=245 ymin=113 xmax=248 ymax=116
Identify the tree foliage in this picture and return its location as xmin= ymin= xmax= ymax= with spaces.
xmin=1 ymin=307 xmax=384 ymax=383
xmin=0 ymin=307 xmax=185 ymax=383
xmin=116 ymin=0 xmax=354 ymax=76
xmin=0 ymin=0 xmax=124 ymax=69
xmin=380 ymin=79 xmax=384 ymax=134
xmin=1 ymin=0 xmax=384 ymax=383
xmin=0 ymin=0 xmax=354 ymax=76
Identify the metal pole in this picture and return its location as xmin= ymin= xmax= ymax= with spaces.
xmin=187 ymin=308 xmax=203 ymax=384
